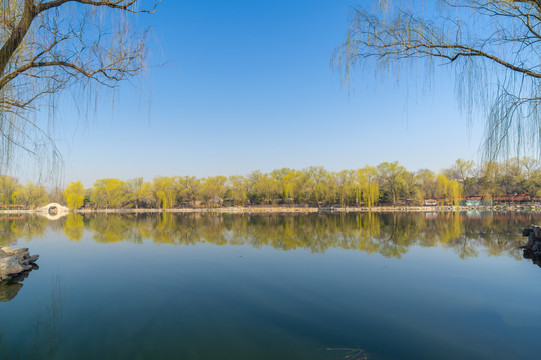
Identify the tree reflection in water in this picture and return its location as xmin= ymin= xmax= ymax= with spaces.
xmin=67 ymin=212 xmax=532 ymax=259
xmin=8 ymin=212 xmax=536 ymax=259
xmin=0 ymin=212 xmax=535 ymax=357
xmin=62 ymin=214 xmax=84 ymax=241
xmin=0 ymin=216 xmax=48 ymax=247
xmin=32 ymin=275 xmax=64 ymax=359
xmin=0 ymin=275 xmax=63 ymax=360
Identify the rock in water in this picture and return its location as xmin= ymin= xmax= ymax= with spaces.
xmin=0 ymin=246 xmax=39 ymax=282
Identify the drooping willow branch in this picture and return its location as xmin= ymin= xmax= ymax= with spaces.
xmin=334 ymin=0 xmax=541 ymax=159
xmin=0 ymin=0 xmax=159 ymax=177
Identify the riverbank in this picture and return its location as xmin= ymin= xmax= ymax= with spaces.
xmin=78 ymin=205 xmax=541 ymax=213
xmin=3 ymin=204 xmax=541 ymax=215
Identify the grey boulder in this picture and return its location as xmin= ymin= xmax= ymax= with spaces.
xmin=0 ymin=246 xmax=39 ymax=282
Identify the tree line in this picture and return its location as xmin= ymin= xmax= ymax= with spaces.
xmin=2 ymin=158 xmax=541 ymax=210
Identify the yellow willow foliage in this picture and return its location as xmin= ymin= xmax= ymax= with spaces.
xmin=437 ymin=213 xmax=463 ymax=245
xmin=357 ymin=167 xmax=379 ymax=208
xmin=88 ymin=215 xmax=138 ymax=244
xmin=447 ymin=180 xmax=462 ymax=206
xmin=413 ymin=187 xmax=424 ymax=205
xmin=227 ymin=175 xmax=247 ymax=205
xmin=0 ymin=213 xmax=526 ymax=259
xmin=1 ymin=216 xmax=48 ymax=244
xmin=62 ymin=213 xmax=85 ymax=241
xmin=92 ymin=178 xmax=131 ymax=209
xmin=0 ymin=176 xmax=18 ymax=205
xmin=355 ymin=169 xmax=363 ymax=205
xmin=153 ymin=212 xmax=178 ymax=244
xmin=281 ymin=170 xmax=297 ymax=204
xmin=63 ymin=181 xmax=85 ymax=210
xmin=365 ymin=182 xmax=379 ymax=208
xmin=0 ymin=216 xmax=46 ymax=246
xmin=436 ymin=174 xmax=449 ymax=199
xmin=356 ymin=212 xmax=382 ymax=254
xmin=200 ymin=176 xmax=227 ymax=207
xmin=153 ymin=176 xmax=177 ymax=210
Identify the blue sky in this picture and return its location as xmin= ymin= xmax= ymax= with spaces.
xmin=47 ymin=0 xmax=484 ymax=187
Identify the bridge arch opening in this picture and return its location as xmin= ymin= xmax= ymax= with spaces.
xmin=48 ymin=206 xmax=58 ymax=216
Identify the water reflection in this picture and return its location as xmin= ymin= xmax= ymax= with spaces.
xmin=10 ymin=212 xmax=536 ymax=260
xmin=2 ymin=213 xmax=539 ymax=359
xmin=62 ymin=213 xmax=85 ymax=241
xmin=32 ymin=275 xmax=64 ymax=360
xmin=0 ymin=216 xmax=48 ymax=247
xmin=0 ymin=268 xmax=34 ymax=302
xmin=0 ymin=275 xmax=63 ymax=359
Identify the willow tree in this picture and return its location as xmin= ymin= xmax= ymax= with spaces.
xmin=153 ymin=176 xmax=177 ymax=210
xmin=13 ymin=181 xmax=48 ymax=207
xmin=356 ymin=166 xmax=379 ymax=208
xmin=335 ymin=0 xmax=541 ymax=158
xmin=0 ymin=0 xmax=158 ymax=176
xmin=63 ymin=180 xmax=84 ymax=209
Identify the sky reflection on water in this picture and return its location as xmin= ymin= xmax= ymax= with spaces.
xmin=1 ymin=213 xmax=540 ymax=360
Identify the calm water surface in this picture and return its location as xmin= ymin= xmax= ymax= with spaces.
xmin=1 ymin=212 xmax=540 ymax=359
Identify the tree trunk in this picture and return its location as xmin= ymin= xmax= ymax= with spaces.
xmin=0 ymin=0 xmax=35 ymax=80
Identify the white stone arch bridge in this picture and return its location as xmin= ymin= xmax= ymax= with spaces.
xmin=36 ymin=203 xmax=69 ymax=220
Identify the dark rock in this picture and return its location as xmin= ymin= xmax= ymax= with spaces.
xmin=0 ymin=246 xmax=39 ymax=283
xmin=0 ymin=256 xmax=24 ymax=280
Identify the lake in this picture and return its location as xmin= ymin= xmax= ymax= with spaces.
xmin=1 ymin=212 xmax=540 ymax=359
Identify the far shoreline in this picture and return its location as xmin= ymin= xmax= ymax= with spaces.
xmin=3 ymin=204 xmax=541 ymax=215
